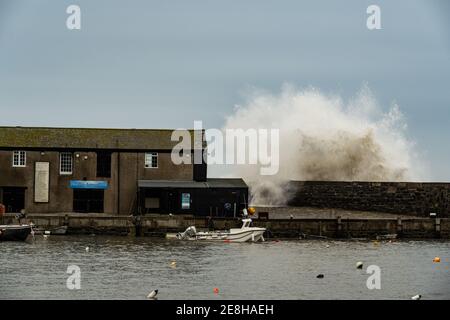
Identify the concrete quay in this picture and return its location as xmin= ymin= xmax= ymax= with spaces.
xmin=1 ymin=208 xmax=448 ymax=239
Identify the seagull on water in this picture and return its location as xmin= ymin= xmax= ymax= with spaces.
xmin=147 ymin=290 xmax=158 ymax=299
xmin=411 ymin=294 xmax=421 ymax=300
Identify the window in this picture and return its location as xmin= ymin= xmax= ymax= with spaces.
xmin=60 ymin=152 xmax=73 ymax=175
xmin=12 ymin=151 xmax=26 ymax=167
xmin=181 ymin=193 xmax=190 ymax=209
xmin=145 ymin=152 xmax=158 ymax=168
xmin=96 ymin=151 xmax=112 ymax=177
xmin=145 ymin=197 xmax=160 ymax=209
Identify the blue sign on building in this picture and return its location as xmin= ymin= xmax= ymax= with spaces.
xmin=70 ymin=180 xmax=108 ymax=189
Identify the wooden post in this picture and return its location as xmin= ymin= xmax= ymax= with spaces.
xmin=396 ymin=217 xmax=402 ymax=237
xmin=336 ymin=216 xmax=342 ymax=238
xmin=435 ymin=218 xmax=441 ymax=238
xmin=346 ymin=218 xmax=350 ymax=238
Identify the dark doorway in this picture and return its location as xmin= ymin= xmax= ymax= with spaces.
xmin=167 ymin=190 xmax=176 ymax=214
xmin=96 ymin=151 xmax=112 ymax=178
xmin=73 ymin=189 xmax=104 ymax=213
xmin=1 ymin=187 xmax=26 ymax=213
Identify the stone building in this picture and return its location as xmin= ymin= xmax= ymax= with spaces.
xmin=0 ymin=126 xmax=248 ymax=216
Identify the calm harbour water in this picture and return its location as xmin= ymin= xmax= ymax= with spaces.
xmin=1 ymin=236 xmax=449 ymax=300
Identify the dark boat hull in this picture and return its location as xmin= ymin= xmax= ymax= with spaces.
xmin=0 ymin=225 xmax=32 ymax=241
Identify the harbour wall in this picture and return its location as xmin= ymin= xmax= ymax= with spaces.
xmin=289 ymin=181 xmax=450 ymax=218
xmin=2 ymin=213 xmax=449 ymax=239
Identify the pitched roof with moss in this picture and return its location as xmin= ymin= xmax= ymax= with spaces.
xmin=0 ymin=126 xmax=204 ymax=150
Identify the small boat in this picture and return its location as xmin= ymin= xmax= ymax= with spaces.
xmin=176 ymin=218 xmax=266 ymax=242
xmin=0 ymin=224 xmax=32 ymax=241
xmin=32 ymin=225 xmax=68 ymax=235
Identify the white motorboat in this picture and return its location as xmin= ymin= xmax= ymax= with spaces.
xmin=176 ymin=218 xmax=266 ymax=243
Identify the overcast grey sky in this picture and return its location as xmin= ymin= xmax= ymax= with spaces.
xmin=0 ymin=0 xmax=449 ymax=180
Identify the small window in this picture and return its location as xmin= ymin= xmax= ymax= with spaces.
xmin=181 ymin=193 xmax=190 ymax=209
xmin=145 ymin=152 xmax=158 ymax=168
xmin=12 ymin=151 xmax=26 ymax=167
xmin=145 ymin=197 xmax=160 ymax=209
xmin=60 ymin=152 xmax=73 ymax=175
xmin=97 ymin=151 xmax=112 ymax=177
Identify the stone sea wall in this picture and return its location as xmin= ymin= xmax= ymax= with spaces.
xmin=289 ymin=181 xmax=450 ymax=217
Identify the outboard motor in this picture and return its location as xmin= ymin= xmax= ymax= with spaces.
xmin=176 ymin=226 xmax=197 ymax=240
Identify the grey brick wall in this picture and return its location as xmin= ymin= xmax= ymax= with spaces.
xmin=288 ymin=181 xmax=450 ymax=217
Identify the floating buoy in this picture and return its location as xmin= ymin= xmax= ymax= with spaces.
xmin=411 ymin=294 xmax=421 ymax=300
xmin=147 ymin=289 xmax=158 ymax=299
xmin=170 ymin=261 xmax=177 ymax=268
xmin=213 ymin=287 xmax=219 ymax=294
xmin=248 ymin=207 xmax=256 ymax=215
xmin=326 ymin=244 xmax=330 ymax=248
xmin=85 ymin=246 xmax=89 ymax=252
xmin=433 ymin=257 xmax=441 ymax=263
xmin=356 ymin=261 xmax=363 ymax=269
xmin=224 ymin=239 xmax=231 ymax=243
xmin=316 ymin=274 xmax=324 ymax=279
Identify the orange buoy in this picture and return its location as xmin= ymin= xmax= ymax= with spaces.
xmin=213 ymin=287 xmax=219 ymax=294
xmin=433 ymin=257 xmax=441 ymax=263
xmin=248 ymin=207 xmax=256 ymax=215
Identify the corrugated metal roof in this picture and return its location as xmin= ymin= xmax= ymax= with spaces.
xmin=138 ymin=178 xmax=248 ymax=189
xmin=205 ymin=178 xmax=248 ymax=188
xmin=0 ymin=126 xmax=204 ymax=150
xmin=138 ymin=180 xmax=209 ymax=188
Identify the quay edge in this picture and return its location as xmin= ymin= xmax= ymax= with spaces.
xmin=1 ymin=213 xmax=449 ymax=239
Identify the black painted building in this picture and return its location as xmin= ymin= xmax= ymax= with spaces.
xmin=137 ymin=178 xmax=248 ymax=217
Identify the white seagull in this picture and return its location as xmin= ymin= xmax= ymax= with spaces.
xmin=411 ymin=294 xmax=421 ymax=300
xmin=147 ymin=290 xmax=158 ymax=299
xmin=85 ymin=246 xmax=90 ymax=252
